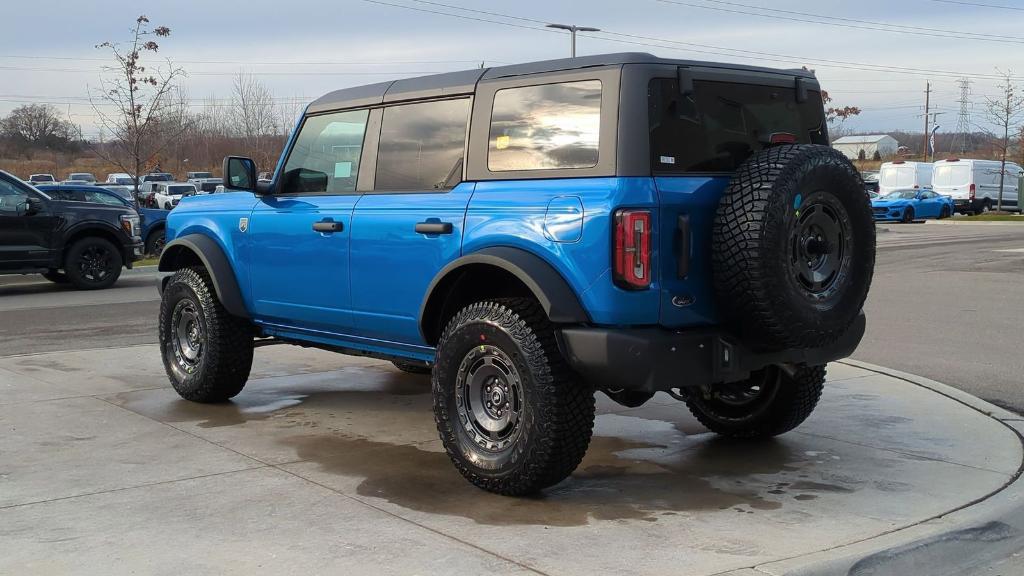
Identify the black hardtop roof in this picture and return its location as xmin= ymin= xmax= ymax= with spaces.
xmin=306 ymin=52 xmax=815 ymax=114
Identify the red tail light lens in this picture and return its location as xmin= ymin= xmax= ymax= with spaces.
xmin=969 ymin=184 xmax=976 ymax=200
xmin=613 ymin=209 xmax=652 ymax=290
xmin=769 ymin=132 xmax=797 ymax=145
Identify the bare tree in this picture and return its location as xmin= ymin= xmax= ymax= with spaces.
xmin=0 ymin=104 xmax=77 ymax=152
xmin=230 ymin=72 xmax=279 ymax=167
xmin=982 ymin=70 xmax=1024 ymax=211
xmin=89 ymin=15 xmax=186 ymax=187
xmin=821 ymin=90 xmax=861 ymax=140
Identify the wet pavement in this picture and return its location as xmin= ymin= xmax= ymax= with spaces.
xmin=1 ymin=345 xmax=1022 ymax=575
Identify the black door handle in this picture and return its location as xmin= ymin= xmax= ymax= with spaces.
xmin=415 ymin=221 xmax=453 ymax=235
xmin=313 ymin=220 xmax=343 ymax=233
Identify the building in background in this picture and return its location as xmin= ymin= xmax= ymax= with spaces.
xmin=832 ymin=135 xmax=899 ymax=161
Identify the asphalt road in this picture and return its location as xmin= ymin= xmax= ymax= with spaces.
xmin=1 ymin=221 xmax=1022 ymax=411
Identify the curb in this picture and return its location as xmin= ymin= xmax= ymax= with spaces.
xmin=726 ymin=360 xmax=1024 ymax=576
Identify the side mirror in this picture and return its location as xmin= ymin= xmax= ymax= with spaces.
xmin=23 ymin=196 xmax=43 ymax=216
xmin=223 ymin=156 xmax=257 ymax=191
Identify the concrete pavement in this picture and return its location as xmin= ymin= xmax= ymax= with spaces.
xmin=2 ymin=345 xmax=1023 ymax=575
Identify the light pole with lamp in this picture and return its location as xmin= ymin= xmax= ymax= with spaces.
xmin=546 ymin=23 xmax=600 ymax=58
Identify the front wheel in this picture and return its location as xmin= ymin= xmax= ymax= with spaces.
xmin=433 ymin=298 xmax=595 ymax=495
xmin=684 ymin=364 xmax=826 ymax=439
xmin=64 ymin=237 xmax=123 ymax=290
xmin=901 ymin=206 xmax=915 ymax=223
xmin=939 ymin=205 xmax=951 ymax=219
xmin=159 ymin=267 xmax=254 ymax=402
xmin=146 ymin=229 xmax=166 ymax=257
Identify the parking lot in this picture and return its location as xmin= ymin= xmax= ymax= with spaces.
xmin=2 ymin=221 xmax=1024 ymax=575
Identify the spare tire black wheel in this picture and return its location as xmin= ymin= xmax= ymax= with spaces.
xmin=713 ymin=145 xmax=875 ymax=350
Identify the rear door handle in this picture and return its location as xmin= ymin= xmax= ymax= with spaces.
xmin=415 ymin=221 xmax=453 ymax=235
xmin=313 ymin=220 xmax=343 ymax=233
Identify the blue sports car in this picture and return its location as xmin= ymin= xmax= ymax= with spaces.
xmin=871 ymin=188 xmax=955 ymax=222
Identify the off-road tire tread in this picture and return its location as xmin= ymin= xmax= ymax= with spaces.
xmin=712 ymin=144 xmax=874 ymax=349
xmin=433 ymin=297 xmax=595 ymax=496
xmin=160 ymin=266 xmax=254 ymax=402
xmin=685 ymin=364 xmax=826 ymax=439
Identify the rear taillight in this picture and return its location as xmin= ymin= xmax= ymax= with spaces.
xmin=969 ymin=184 xmax=976 ymax=200
xmin=613 ymin=209 xmax=652 ymax=290
xmin=769 ymin=132 xmax=797 ymax=145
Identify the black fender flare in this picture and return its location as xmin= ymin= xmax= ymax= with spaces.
xmin=419 ymin=246 xmax=589 ymax=343
xmin=157 ymin=233 xmax=249 ymax=318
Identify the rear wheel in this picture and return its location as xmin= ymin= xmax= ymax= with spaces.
xmin=64 ymin=237 xmax=122 ymax=290
xmin=392 ymin=359 xmax=432 ymax=375
xmin=685 ymin=364 xmax=826 ymax=438
xmin=145 ymin=229 xmax=166 ymax=257
xmin=159 ymin=267 xmax=254 ymax=402
xmin=433 ymin=298 xmax=595 ymax=495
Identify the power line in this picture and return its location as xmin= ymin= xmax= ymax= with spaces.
xmin=927 ymin=0 xmax=1024 ymax=10
xmin=0 ymin=54 xmax=510 ymax=66
xmin=0 ymin=65 xmax=455 ymax=76
xmin=365 ymin=0 xmax=1012 ymax=80
xmin=656 ymin=0 xmax=1024 ymax=44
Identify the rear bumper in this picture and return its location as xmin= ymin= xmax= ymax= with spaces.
xmin=557 ymin=312 xmax=866 ymax=393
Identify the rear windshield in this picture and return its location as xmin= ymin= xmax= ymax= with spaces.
xmin=168 ymin=185 xmax=196 ymax=195
xmin=880 ymin=166 xmax=916 ymax=188
xmin=648 ymin=79 xmax=827 ymax=173
xmin=933 ymin=164 xmax=970 ymax=187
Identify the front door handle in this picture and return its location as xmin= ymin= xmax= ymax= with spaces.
xmin=415 ymin=221 xmax=453 ymax=235
xmin=313 ymin=220 xmax=343 ymax=233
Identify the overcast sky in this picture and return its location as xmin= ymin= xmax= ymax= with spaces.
xmin=2 ymin=0 xmax=1022 ymax=137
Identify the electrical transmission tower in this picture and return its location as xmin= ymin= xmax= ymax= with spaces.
xmin=951 ymin=77 xmax=972 ymax=154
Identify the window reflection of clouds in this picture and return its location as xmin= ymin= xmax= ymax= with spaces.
xmin=375 ymin=98 xmax=470 ymax=191
xmin=489 ymin=80 xmax=601 ymax=172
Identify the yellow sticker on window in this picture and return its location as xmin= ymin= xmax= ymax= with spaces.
xmin=495 ymin=135 xmax=510 ymax=150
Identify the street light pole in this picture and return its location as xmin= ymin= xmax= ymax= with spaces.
xmin=546 ymin=23 xmax=600 ymax=58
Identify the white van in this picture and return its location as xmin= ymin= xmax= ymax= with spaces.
xmin=932 ymin=158 xmax=1023 ymax=214
xmin=878 ymin=161 xmax=933 ymax=196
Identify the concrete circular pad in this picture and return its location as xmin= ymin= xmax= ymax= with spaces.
xmin=0 ymin=346 xmax=1022 ymax=575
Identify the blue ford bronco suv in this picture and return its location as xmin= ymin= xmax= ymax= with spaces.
xmin=158 ymin=53 xmax=874 ymax=495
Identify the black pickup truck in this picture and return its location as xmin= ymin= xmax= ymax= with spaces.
xmin=0 ymin=170 xmax=143 ymax=289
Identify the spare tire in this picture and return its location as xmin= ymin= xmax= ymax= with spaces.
xmin=712 ymin=144 xmax=875 ymax=350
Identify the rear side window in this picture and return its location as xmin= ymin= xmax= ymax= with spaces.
xmin=488 ymin=80 xmax=602 ymax=172
xmin=281 ymin=108 xmax=369 ymax=194
xmin=649 ymin=79 xmax=827 ymax=173
xmin=375 ymin=98 xmax=470 ymax=191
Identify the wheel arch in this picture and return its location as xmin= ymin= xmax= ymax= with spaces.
xmin=158 ymin=233 xmax=249 ymax=318
xmin=63 ymin=223 xmax=129 ymax=266
xmin=419 ymin=246 xmax=590 ymax=346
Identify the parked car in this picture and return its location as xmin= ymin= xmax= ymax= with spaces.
xmin=157 ymin=53 xmax=874 ymax=495
xmin=67 ymin=172 xmax=97 ymax=183
xmin=0 ymin=170 xmax=143 ymax=289
xmin=932 ymin=158 xmax=1023 ymax=215
xmin=152 ymin=182 xmax=197 ymax=210
xmin=192 ymin=177 xmax=223 ymax=194
xmin=105 ymin=173 xmax=137 ymax=186
xmin=28 ymin=174 xmax=56 ymax=184
xmin=871 ymin=187 xmax=954 ymax=222
xmin=861 ymin=170 xmax=880 ymax=193
xmin=141 ymin=172 xmax=174 ymax=183
xmin=879 ymin=161 xmax=933 ymax=196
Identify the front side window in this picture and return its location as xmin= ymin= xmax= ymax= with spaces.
xmin=281 ymin=108 xmax=370 ymax=194
xmin=0 ymin=178 xmax=29 ymax=213
xmin=375 ymin=98 xmax=470 ymax=191
xmin=488 ymin=80 xmax=602 ymax=172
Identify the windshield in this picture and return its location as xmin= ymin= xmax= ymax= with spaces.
xmin=115 ymin=177 xmax=134 ymax=185
xmin=30 ymin=175 xmax=54 ymax=182
xmin=190 ymin=172 xmax=212 ymax=179
xmin=933 ymin=164 xmax=970 ymax=187
xmin=882 ymin=190 xmax=918 ymax=199
xmin=168 ymin=185 xmax=196 ymax=195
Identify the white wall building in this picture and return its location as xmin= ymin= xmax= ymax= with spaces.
xmin=832 ymin=135 xmax=899 ymax=161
